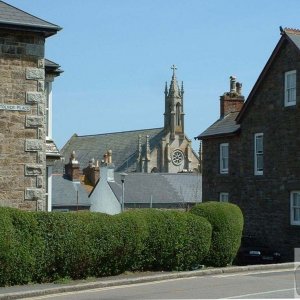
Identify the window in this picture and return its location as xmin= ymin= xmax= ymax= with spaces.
xmin=254 ymin=133 xmax=263 ymax=175
xmin=46 ymin=166 xmax=52 ymax=212
xmin=219 ymin=192 xmax=229 ymax=202
xmin=290 ymin=191 xmax=300 ymax=225
xmin=45 ymin=81 xmax=52 ymax=139
xmin=285 ymin=70 xmax=296 ymax=106
xmin=171 ymin=149 xmax=184 ymax=166
xmin=220 ymin=143 xmax=229 ymax=174
xmin=176 ymin=103 xmax=181 ymax=126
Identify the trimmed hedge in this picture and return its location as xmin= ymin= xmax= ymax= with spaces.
xmin=118 ymin=209 xmax=212 ymax=271
xmin=0 ymin=202 xmax=243 ymax=285
xmin=190 ymin=202 xmax=244 ymax=267
xmin=0 ymin=208 xmax=212 ymax=286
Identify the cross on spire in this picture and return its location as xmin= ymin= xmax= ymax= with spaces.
xmin=171 ymin=64 xmax=177 ymax=76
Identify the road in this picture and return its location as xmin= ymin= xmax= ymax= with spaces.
xmin=27 ymin=269 xmax=297 ymax=299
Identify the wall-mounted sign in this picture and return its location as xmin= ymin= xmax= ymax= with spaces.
xmin=0 ymin=103 xmax=30 ymax=112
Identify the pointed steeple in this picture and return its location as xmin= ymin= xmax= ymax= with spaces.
xmin=164 ymin=82 xmax=168 ymax=95
xmin=164 ymin=65 xmax=185 ymax=139
xmin=168 ymin=64 xmax=181 ymax=97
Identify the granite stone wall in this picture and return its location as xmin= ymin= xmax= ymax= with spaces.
xmin=201 ymin=39 xmax=300 ymax=260
xmin=0 ymin=29 xmax=46 ymax=211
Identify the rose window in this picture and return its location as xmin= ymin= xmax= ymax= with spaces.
xmin=171 ymin=149 xmax=184 ymax=166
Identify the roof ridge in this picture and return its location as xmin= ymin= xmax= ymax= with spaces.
xmin=283 ymin=27 xmax=300 ymax=35
xmin=0 ymin=0 xmax=61 ymax=31
xmin=76 ymin=127 xmax=164 ymax=138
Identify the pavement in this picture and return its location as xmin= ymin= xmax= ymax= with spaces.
xmin=0 ymin=262 xmax=295 ymax=300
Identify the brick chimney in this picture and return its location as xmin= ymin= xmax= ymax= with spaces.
xmin=83 ymin=158 xmax=100 ymax=186
xmin=65 ymin=151 xmax=81 ymax=182
xmin=220 ymin=76 xmax=245 ymax=118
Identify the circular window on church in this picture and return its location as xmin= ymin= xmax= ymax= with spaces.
xmin=171 ymin=149 xmax=184 ymax=166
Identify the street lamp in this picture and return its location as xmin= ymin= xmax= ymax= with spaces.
xmin=120 ymin=172 xmax=128 ymax=212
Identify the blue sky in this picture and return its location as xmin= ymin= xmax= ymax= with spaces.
xmin=7 ymin=0 xmax=300 ymax=151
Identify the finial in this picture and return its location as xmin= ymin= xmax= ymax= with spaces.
xmin=164 ymin=81 xmax=168 ymax=95
xmin=279 ymin=26 xmax=284 ymax=34
xmin=171 ymin=64 xmax=177 ymax=76
xmin=181 ymin=81 xmax=184 ymax=94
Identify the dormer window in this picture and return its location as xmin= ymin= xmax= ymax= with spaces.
xmin=284 ymin=70 xmax=296 ymax=106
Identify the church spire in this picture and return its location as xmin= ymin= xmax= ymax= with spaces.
xmin=164 ymin=65 xmax=185 ymax=139
xmin=168 ymin=64 xmax=181 ymax=97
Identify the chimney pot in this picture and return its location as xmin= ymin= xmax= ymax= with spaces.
xmin=230 ymin=76 xmax=236 ymax=93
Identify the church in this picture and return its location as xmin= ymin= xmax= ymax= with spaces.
xmin=58 ymin=66 xmax=199 ymax=174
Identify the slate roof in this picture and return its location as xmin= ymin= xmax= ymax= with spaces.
xmin=196 ymin=112 xmax=240 ymax=139
xmin=52 ymin=174 xmax=90 ymax=208
xmin=108 ymin=172 xmax=202 ymax=204
xmin=45 ymin=58 xmax=63 ymax=75
xmin=57 ymin=128 xmax=165 ymax=173
xmin=46 ymin=139 xmax=60 ymax=158
xmin=236 ymin=27 xmax=300 ymax=123
xmin=0 ymin=1 xmax=61 ymax=36
xmin=285 ymin=28 xmax=300 ymax=50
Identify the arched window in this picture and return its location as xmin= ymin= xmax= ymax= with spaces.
xmin=176 ymin=103 xmax=181 ymax=126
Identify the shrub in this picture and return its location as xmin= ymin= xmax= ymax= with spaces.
xmin=121 ymin=209 xmax=212 ymax=271
xmin=0 ymin=208 xmax=42 ymax=286
xmin=190 ymin=202 xmax=244 ymax=267
xmin=0 ymin=207 xmax=212 ymax=286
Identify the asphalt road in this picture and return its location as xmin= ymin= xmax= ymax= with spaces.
xmin=26 ymin=269 xmax=297 ymax=299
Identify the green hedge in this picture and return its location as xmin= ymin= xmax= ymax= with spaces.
xmin=0 ymin=208 xmax=212 ymax=286
xmin=118 ymin=210 xmax=212 ymax=271
xmin=190 ymin=202 xmax=244 ymax=267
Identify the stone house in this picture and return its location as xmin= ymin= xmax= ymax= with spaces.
xmin=58 ymin=66 xmax=199 ymax=174
xmin=0 ymin=1 xmax=61 ymax=211
xmin=196 ymin=27 xmax=300 ymax=260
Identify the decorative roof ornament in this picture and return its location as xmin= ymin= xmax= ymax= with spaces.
xmin=70 ymin=150 xmax=78 ymax=164
xmin=168 ymin=64 xmax=181 ymax=97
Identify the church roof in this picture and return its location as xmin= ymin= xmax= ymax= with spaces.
xmin=196 ymin=112 xmax=240 ymax=139
xmin=0 ymin=1 xmax=61 ymax=37
xmin=108 ymin=172 xmax=202 ymax=205
xmin=57 ymin=128 xmax=165 ymax=173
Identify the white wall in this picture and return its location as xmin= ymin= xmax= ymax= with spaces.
xmin=89 ymin=166 xmax=121 ymax=215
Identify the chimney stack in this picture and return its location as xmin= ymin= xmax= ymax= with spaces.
xmin=83 ymin=158 xmax=100 ymax=186
xmin=220 ymin=76 xmax=245 ymax=118
xmin=65 ymin=151 xmax=81 ymax=181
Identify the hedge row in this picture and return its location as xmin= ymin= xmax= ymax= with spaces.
xmin=0 ymin=207 xmax=215 ymax=286
xmin=190 ymin=202 xmax=244 ymax=267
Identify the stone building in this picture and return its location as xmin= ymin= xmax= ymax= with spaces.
xmin=196 ymin=27 xmax=300 ymax=260
xmin=59 ymin=66 xmax=199 ymax=174
xmin=0 ymin=1 xmax=61 ymax=211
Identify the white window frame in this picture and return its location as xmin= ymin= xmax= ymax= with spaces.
xmin=254 ymin=133 xmax=263 ymax=175
xmin=45 ymin=80 xmax=53 ymax=140
xmin=220 ymin=143 xmax=229 ymax=174
xmin=219 ymin=192 xmax=229 ymax=202
xmin=290 ymin=191 xmax=300 ymax=225
xmin=46 ymin=166 xmax=52 ymax=212
xmin=284 ymin=70 xmax=296 ymax=107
